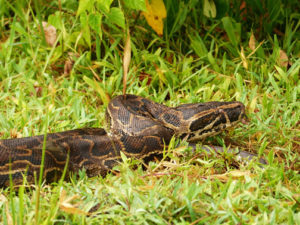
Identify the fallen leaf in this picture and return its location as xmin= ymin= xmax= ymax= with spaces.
xmin=59 ymin=189 xmax=87 ymax=215
xmin=64 ymin=58 xmax=74 ymax=75
xmin=142 ymin=0 xmax=166 ymax=35
xmin=249 ymin=33 xmax=256 ymax=50
xmin=211 ymin=170 xmax=252 ymax=182
xmin=42 ymin=21 xmax=57 ymax=47
xmin=161 ymin=161 xmax=179 ymax=168
xmin=228 ymin=170 xmax=252 ymax=178
xmin=34 ymin=81 xmax=43 ymax=97
xmin=277 ymin=49 xmax=289 ymax=69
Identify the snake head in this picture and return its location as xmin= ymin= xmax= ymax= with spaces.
xmin=175 ymin=101 xmax=246 ymax=141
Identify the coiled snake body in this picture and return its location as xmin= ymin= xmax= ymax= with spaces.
xmin=0 ymin=95 xmax=249 ymax=187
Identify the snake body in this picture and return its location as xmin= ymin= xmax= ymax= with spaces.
xmin=0 ymin=94 xmax=248 ymax=187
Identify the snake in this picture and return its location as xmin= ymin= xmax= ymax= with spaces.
xmin=0 ymin=94 xmax=262 ymax=187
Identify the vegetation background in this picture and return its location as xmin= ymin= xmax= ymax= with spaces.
xmin=0 ymin=0 xmax=299 ymax=224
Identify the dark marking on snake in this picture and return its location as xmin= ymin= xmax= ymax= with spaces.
xmin=190 ymin=114 xmax=214 ymax=131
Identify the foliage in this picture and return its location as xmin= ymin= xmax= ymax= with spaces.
xmin=0 ymin=0 xmax=299 ymax=224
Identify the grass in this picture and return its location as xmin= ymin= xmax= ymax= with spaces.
xmin=0 ymin=0 xmax=299 ymax=224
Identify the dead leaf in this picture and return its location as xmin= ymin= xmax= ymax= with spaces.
xmin=240 ymin=1 xmax=247 ymax=21
xmin=42 ymin=21 xmax=57 ymax=47
xmin=59 ymin=189 xmax=87 ymax=215
xmin=277 ymin=49 xmax=289 ymax=69
xmin=241 ymin=47 xmax=248 ymax=70
xmin=64 ymin=58 xmax=74 ymax=75
xmin=228 ymin=170 xmax=252 ymax=178
xmin=10 ymin=128 xmax=22 ymax=138
xmin=139 ymin=72 xmax=152 ymax=85
xmin=138 ymin=180 xmax=156 ymax=191
xmin=211 ymin=170 xmax=252 ymax=182
xmin=161 ymin=161 xmax=179 ymax=168
xmin=88 ymin=203 xmax=101 ymax=214
xmin=34 ymin=81 xmax=42 ymax=97
xmin=249 ymin=33 xmax=256 ymax=50
xmin=142 ymin=0 xmax=166 ymax=35
xmin=123 ymin=30 xmax=131 ymax=95
xmin=88 ymin=65 xmax=101 ymax=81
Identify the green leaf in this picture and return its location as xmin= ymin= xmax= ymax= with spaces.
xmin=207 ymin=52 xmax=220 ymax=72
xmin=268 ymin=73 xmax=281 ymax=96
xmin=95 ymin=0 xmax=113 ymax=13
xmin=221 ymin=17 xmax=241 ymax=47
xmin=107 ymin=7 xmax=125 ymax=29
xmin=203 ymin=0 xmax=216 ymax=18
xmin=214 ymin=0 xmax=229 ymax=19
xmin=77 ymin=0 xmax=94 ymax=16
xmin=189 ymin=33 xmax=208 ymax=58
xmin=123 ymin=0 xmax=146 ymax=11
xmin=89 ymin=12 xmax=102 ymax=34
xmin=120 ymin=151 xmax=128 ymax=164
xmin=80 ymin=12 xmax=91 ymax=48
xmin=48 ymin=12 xmax=62 ymax=30
xmin=83 ymin=76 xmax=109 ymax=106
xmin=267 ymin=149 xmax=274 ymax=164
xmin=235 ymin=73 xmax=244 ymax=95
xmin=267 ymin=0 xmax=281 ymax=23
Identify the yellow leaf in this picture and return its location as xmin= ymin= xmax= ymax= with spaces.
xmin=249 ymin=32 xmax=256 ymax=50
xmin=142 ymin=0 xmax=166 ymax=35
xmin=228 ymin=170 xmax=252 ymax=178
xmin=211 ymin=170 xmax=252 ymax=182
xmin=249 ymin=96 xmax=257 ymax=113
xmin=59 ymin=189 xmax=87 ymax=215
